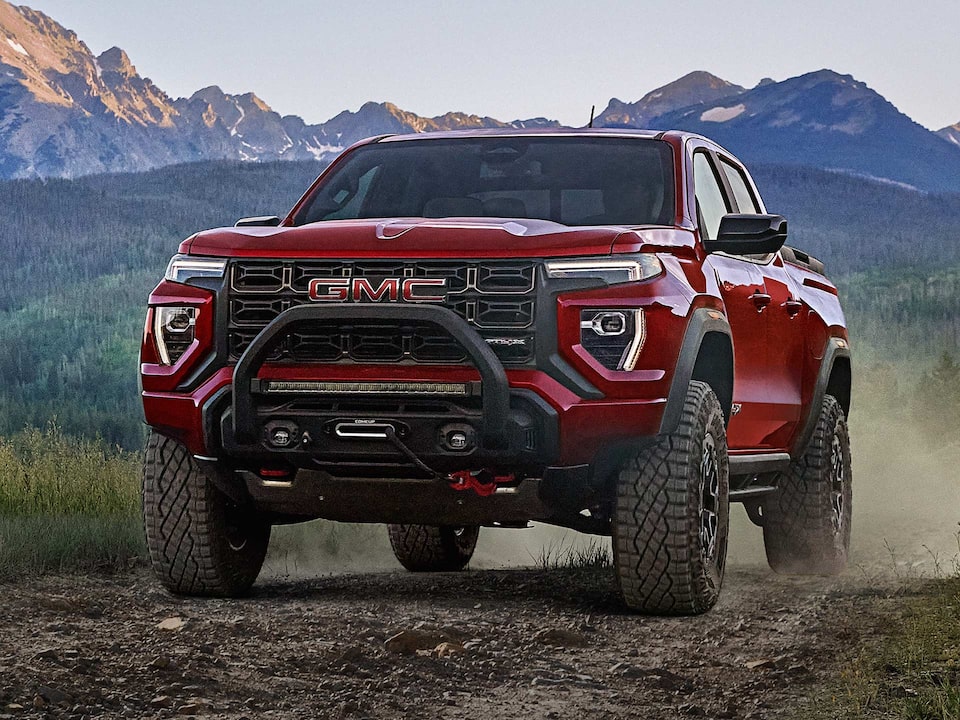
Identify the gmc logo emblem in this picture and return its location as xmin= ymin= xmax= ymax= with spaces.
xmin=308 ymin=278 xmax=446 ymax=303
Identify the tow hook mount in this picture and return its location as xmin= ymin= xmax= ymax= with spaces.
xmin=448 ymin=470 xmax=517 ymax=497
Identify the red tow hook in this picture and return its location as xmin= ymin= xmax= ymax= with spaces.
xmin=448 ymin=470 xmax=516 ymax=497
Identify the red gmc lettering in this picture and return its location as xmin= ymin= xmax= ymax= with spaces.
xmin=308 ymin=278 xmax=446 ymax=302
xmin=401 ymin=278 xmax=446 ymax=302
xmin=353 ymin=278 xmax=400 ymax=301
xmin=308 ymin=278 xmax=349 ymax=301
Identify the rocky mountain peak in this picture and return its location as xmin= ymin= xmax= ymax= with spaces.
xmin=596 ymin=70 xmax=745 ymax=128
xmin=939 ymin=122 xmax=960 ymax=147
xmin=1 ymin=0 xmax=958 ymax=192
xmin=97 ymin=46 xmax=135 ymax=77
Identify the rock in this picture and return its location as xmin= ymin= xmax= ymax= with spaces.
xmin=37 ymin=685 xmax=72 ymax=704
xmin=435 ymin=642 xmax=465 ymax=658
xmin=531 ymin=676 xmax=566 ymax=686
xmin=177 ymin=701 xmax=210 ymax=715
xmin=38 ymin=596 xmax=78 ymax=613
xmin=150 ymin=696 xmax=173 ymax=709
xmin=32 ymin=648 xmax=58 ymax=661
xmin=533 ymin=628 xmax=590 ymax=648
xmin=157 ymin=617 xmax=187 ymax=631
xmin=745 ymin=657 xmax=784 ymax=670
xmin=609 ymin=662 xmax=644 ymax=678
xmin=384 ymin=630 xmax=451 ymax=655
xmin=647 ymin=669 xmax=694 ymax=693
xmin=149 ymin=656 xmax=175 ymax=670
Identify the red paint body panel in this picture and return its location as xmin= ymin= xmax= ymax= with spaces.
xmin=185 ymin=219 xmax=627 ymax=259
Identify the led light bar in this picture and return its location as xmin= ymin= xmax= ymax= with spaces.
xmin=261 ymin=381 xmax=470 ymax=396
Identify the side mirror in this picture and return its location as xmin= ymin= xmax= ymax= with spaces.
xmin=705 ymin=214 xmax=787 ymax=256
xmin=235 ymin=216 xmax=281 ymax=228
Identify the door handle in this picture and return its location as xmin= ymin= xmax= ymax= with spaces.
xmin=783 ymin=298 xmax=803 ymax=317
xmin=751 ymin=292 xmax=772 ymax=312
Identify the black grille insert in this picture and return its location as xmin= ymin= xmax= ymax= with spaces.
xmin=228 ymin=260 xmax=538 ymax=365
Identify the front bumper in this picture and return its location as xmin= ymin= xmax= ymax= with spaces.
xmin=142 ymin=265 xmax=693 ymax=470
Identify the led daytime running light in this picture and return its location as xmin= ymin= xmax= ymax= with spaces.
xmin=165 ymin=255 xmax=227 ymax=284
xmin=545 ymin=255 xmax=662 ymax=285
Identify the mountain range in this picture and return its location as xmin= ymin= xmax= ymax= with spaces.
xmin=1 ymin=0 xmax=960 ymax=192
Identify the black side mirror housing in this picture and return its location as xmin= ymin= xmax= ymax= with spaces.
xmin=705 ymin=214 xmax=787 ymax=256
xmin=235 ymin=216 xmax=281 ymax=228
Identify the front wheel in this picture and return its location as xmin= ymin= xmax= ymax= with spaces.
xmin=613 ymin=380 xmax=730 ymax=615
xmin=142 ymin=432 xmax=270 ymax=596
xmin=762 ymin=395 xmax=852 ymax=575
xmin=387 ymin=524 xmax=479 ymax=572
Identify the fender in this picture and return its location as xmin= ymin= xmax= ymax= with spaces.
xmin=790 ymin=337 xmax=851 ymax=458
xmin=659 ymin=307 xmax=734 ymax=435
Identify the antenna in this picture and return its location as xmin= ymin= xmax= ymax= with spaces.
xmin=588 ymin=105 xmax=596 ymax=128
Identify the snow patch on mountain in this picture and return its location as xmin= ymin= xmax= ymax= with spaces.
xmin=700 ymin=104 xmax=746 ymax=122
xmin=5 ymin=37 xmax=26 ymax=55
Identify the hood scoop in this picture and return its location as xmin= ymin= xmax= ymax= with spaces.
xmin=375 ymin=218 xmax=531 ymax=240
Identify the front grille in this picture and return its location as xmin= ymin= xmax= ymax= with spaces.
xmin=227 ymin=260 xmax=538 ymax=365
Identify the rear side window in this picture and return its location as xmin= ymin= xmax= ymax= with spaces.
xmin=693 ymin=153 xmax=728 ymax=240
xmin=720 ymin=158 xmax=760 ymax=214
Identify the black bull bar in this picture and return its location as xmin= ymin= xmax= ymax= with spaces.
xmin=231 ymin=304 xmax=511 ymax=448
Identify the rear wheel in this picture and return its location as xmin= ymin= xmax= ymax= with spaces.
xmin=387 ymin=524 xmax=479 ymax=572
xmin=613 ymin=381 xmax=730 ymax=615
xmin=142 ymin=432 xmax=270 ymax=596
xmin=763 ymin=395 xmax=852 ymax=575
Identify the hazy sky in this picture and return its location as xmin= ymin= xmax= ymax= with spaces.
xmin=24 ymin=0 xmax=960 ymax=131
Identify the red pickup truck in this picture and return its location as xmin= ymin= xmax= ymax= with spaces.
xmin=140 ymin=129 xmax=852 ymax=614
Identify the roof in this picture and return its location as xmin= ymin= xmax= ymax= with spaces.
xmin=376 ymin=127 xmax=673 ymax=143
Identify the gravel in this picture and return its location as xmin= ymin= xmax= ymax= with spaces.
xmin=0 ymin=564 xmax=891 ymax=718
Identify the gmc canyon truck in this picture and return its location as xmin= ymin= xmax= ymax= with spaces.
xmin=140 ymin=129 xmax=852 ymax=615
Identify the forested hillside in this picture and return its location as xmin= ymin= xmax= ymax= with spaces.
xmin=0 ymin=160 xmax=957 ymax=447
xmin=0 ymin=161 xmax=323 ymax=446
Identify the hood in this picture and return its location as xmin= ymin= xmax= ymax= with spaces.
xmin=183 ymin=217 xmax=635 ymax=259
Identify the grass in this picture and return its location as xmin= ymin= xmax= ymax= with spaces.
xmin=829 ymin=576 xmax=960 ymax=719
xmin=818 ymin=530 xmax=960 ymax=720
xmin=531 ymin=536 xmax=612 ymax=570
xmin=0 ymin=425 xmax=143 ymax=579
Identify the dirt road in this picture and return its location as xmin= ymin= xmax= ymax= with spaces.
xmin=0 ymin=562 xmax=895 ymax=719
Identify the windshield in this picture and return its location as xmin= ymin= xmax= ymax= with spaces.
xmin=293 ymin=136 xmax=676 ymax=227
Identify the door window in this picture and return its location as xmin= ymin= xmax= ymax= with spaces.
xmin=720 ymin=158 xmax=760 ymax=214
xmin=693 ymin=152 xmax=729 ymax=240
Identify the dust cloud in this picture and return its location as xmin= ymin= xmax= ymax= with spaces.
xmin=262 ymin=387 xmax=960 ymax=581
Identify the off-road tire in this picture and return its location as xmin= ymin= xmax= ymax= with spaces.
xmin=613 ymin=380 xmax=730 ymax=615
xmin=142 ymin=432 xmax=270 ymax=596
xmin=387 ymin=524 xmax=479 ymax=572
xmin=763 ymin=395 xmax=852 ymax=575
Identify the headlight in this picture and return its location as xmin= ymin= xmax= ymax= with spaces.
xmin=545 ymin=255 xmax=662 ymax=285
xmin=165 ymin=255 xmax=227 ymax=284
xmin=580 ymin=309 xmax=646 ymax=371
xmin=154 ymin=307 xmax=197 ymax=365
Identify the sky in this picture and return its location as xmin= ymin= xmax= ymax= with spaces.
xmin=22 ymin=0 xmax=960 ymax=131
